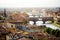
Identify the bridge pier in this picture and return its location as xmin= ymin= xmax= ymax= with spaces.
xmin=43 ymin=21 xmax=45 ymax=24
xmin=33 ymin=21 xmax=36 ymax=25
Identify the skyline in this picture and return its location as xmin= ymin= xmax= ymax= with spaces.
xmin=0 ymin=8 xmax=59 ymax=16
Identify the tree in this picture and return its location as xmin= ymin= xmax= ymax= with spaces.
xmin=0 ymin=16 xmax=5 ymax=20
xmin=46 ymin=28 xmax=52 ymax=34
xmin=50 ymin=29 xmax=53 ymax=34
xmin=55 ymin=29 xmax=60 ymax=37
xmin=51 ymin=30 xmax=56 ymax=35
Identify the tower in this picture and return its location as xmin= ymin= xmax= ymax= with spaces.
xmin=4 ymin=8 xmax=7 ymax=17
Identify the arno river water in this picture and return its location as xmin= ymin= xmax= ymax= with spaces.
xmin=29 ymin=21 xmax=60 ymax=30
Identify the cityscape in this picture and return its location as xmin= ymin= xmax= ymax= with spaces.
xmin=0 ymin=8 xmax=60 ymax=40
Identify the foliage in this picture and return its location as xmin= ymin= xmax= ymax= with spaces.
xmin=46 ymin=28 xmax=52 ymax=34
xmin=53 ymin=21 xmax=60 ymax=28
xmin=0 ymin=16 xmax=5 ymax=20
xmin=46 ymin=27 xmax=60 ymax=37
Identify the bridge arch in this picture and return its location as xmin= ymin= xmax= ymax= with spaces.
xmin=29 ymin=21 xmax=34 ymax=25
xmin=36 ymin=21 xmax=43 ymax=26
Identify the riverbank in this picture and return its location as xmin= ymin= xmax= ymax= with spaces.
xmin=53 ymin=21 xmax=60 ymax=28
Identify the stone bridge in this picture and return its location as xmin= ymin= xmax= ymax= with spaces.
xmin=28 ymin=16 xmax=54 ymax=25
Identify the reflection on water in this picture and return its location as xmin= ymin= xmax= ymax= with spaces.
xmin=29 ymin=21 xmax=34 ymax=25
xmin=29 ymin=21 xmax=60 ymax=30
xmin=36 ymin=21 xmax=43 ymax=26
xmin=44 ymin=24 xmax=60 ymax=30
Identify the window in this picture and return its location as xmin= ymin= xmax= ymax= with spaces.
xmin=11 ymin=25 xmax=13 ymax=28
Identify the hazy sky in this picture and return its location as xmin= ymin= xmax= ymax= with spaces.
xmin=0 ymin=0 xmax=60 ymax=8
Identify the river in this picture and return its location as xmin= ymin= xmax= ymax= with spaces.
xmin=29 ymin=21 xmax=60 ymax=30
